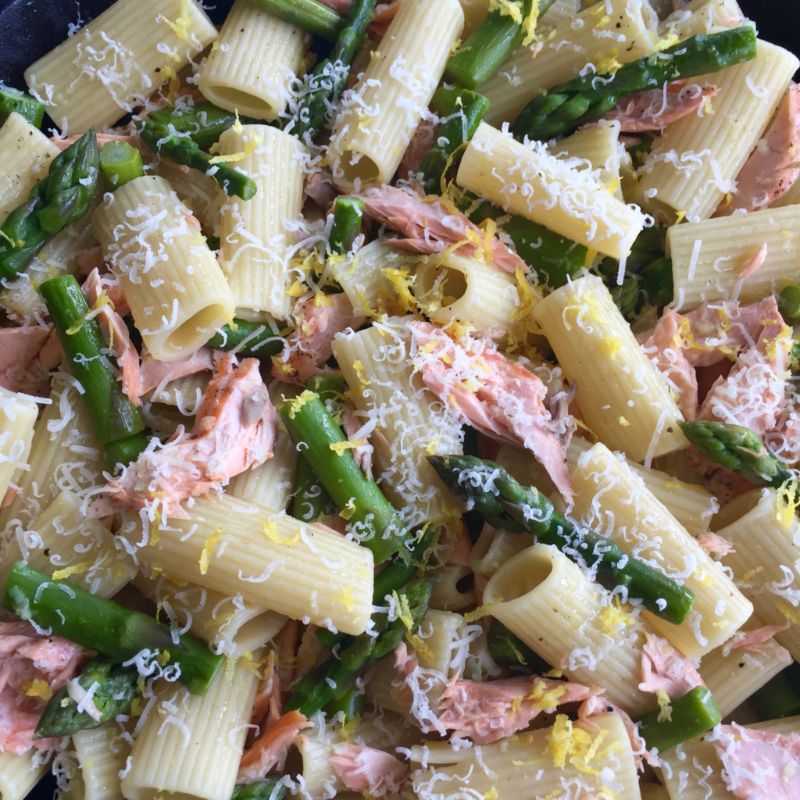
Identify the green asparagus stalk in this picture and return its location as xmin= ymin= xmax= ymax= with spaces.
xmin=250 ymin=0 xmax=344 ymax=40
xmin=512 ymin=26 xmax=758 ymax=141
xmin=34 ymin=658 xmax=138 ymax=738
xmin=421 ymin=87 xmax=490 ymax=194
xmin=779 ymin=285 xmax=800 ymax=322
xmin=0 ymin=84 xmax=45 ymax=127
xmin=39 ymin=275 xmax=148 ymax=463
xmin=207 ymin=319 xmax=285 ymax=358
xmin=466 ymin=197 xmax=587 ymax=287
xmin=139 ymin=119 xmax=256 ymax=200
xmin=445 ymin=0 xmax=554 ymax=90
xmin=145 ymin=101 xmax=241 ymax=150
xmin=232 ymin=780 xmax=287 ymax=800
xmin=281 ymin=392 xmax=408 ymax=563
xmin=429 ymin=455 xmax=695 ymax=624
xmin=749 ymin=663 xmax=800 ymax=720
xmin=325 ymin=683 xmax=365 ymax=720
xmin=285 ymin=577 xmax=434 ymax=717
xmin=329 ymin=196 xmax=365 ymax=254
xmin=3 ymin=562 xmax=223 ymax=694
xmin=291 ymin=375 xmax=345 ymax=521
xmin=99 ymin=141 xmax=144 ymax=189
xmin=487 ymin=619 xmax=550 ymax=673
xmin=679 ymin=421 xmax=795 ymax=489
xmin=637 ymin=686 xmax=722 ymax=752
xmin=0 ymin=129 xmax=99 ymax=281
xmin=291 ymin=0 xmax=377 ymax=140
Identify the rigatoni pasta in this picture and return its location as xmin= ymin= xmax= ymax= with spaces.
xmin=457 ymin=123 xmax=646 ymax=259
xmin=93 ymin=175 xmax=235 ymax=361
xmin=198 ymin=0 xmax=307 ymax=122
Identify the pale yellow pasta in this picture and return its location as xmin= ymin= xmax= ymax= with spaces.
xmin=566 ymin=436 xmax=718 ymax=534
xmin=0 ymin=376 xmax=102 ymax=533
xmin=331 ymin=321 xmax=463 ymax=529
xmin=329 ymin=240 xmax=420 ymax=318
xmin=418 ymin=609 xmax=466 ymax=675
xmin=773 ymin=175 xmax=800 ymax=208
xmin=0 ymin=112 xmax=58 ymax=222
xmin=411 ymin=713 xmax=642 ymax=800
xmin=24 ymin=0 xmax=217 ymax=133
xmin=121 ymin=658 xmax=258 ymax=800
xmin=297 ymin=734 xmax=340 ymax=798
xmin=121 ymin=495 xmax=374 ymax=635
xmin=715 ymin=488 xmax=800 ymax=659
xmin=154 ymin=158 xmax=223 ymax=234
xmin=144 ymin=372 xmax=210 ymax=416
xmin=570 ymin=442 xmax=752 ymax=658
xmin=483 ymin=544 xmax=653 ymax=714
xmin=470 ymin=526 xmax=530 ymax=582
xmin=699 ymin=635 xmax=792 ymax=718
xmin=458 ymin=0 xmax=489 ymax=35
xmin=668 ymin=204 xmax=800 ymax=309
xmin=413 ymin=252 xmax=520 ymax=337
xmin=0 ymin=387 xmax=38 ymax=507
xmin=226 ymin=421 xmax=297 ymax=512
xmin=552 ymin=120 xmax=624 ymax=200
xmin=532 ymin=275 xmax=686 ymax=461
xmin=659 ymin=0 xmax=745 ymax=39
xmin=457 ymin=123 xmax=646 ymax=259
xmin=0 ymin=751 xmax=48 ymax=800
xmin=0 ymin=490 xmax=134 ymax=598
xmin=135 ymin=572 xmax=285 ymax=658
xmin=329 ymin=0 xmax=464 ymax=188
xmin=73 ymin=722 xmax=130 ymax=800
xmin=198 ymin=0 xmax=306 ymax=121
xmin=480 ymin=0 xmax=658 ymax=125
xmin=217 ymin=125 xmax=305 ymax=321
xmin=539 ymin=0 xmax=582 ymax=30
xmin=93 ymin=176 xmax=235 ymax=361
xmin=428 ymin=564 xmax=476 ymax=613
xmin=638 ymin=40 xmax=799 ymax=222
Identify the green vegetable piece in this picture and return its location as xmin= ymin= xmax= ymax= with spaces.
xmin=249 ymin=0 xmax=344 ymax=40
xmin=100 ymin=141 xmax=144 ymax=189
xmin=429 ymin=454 xmax=695 ymax=624
xmin=329 ymin=196 xmax=365 ymax=254
xmin=35 ymin=658 xmax=138 ymax=738
xmin=3 ymin=563 xmax=223 ymax=695
xmin=637 ymin=686 xmax=722 ymax=753
xmin=0 ymin=84 xmax=45 ymax=127
xmin=207 ymin=319 xmax=285 ymax=358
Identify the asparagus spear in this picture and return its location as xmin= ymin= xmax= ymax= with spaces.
xmin=429 ymin=455 xmax=695 ymax=624
xmin=329 ymin=196 xmax=365 ymax=254
xmin=34 ymin=658 xmax=138 ymax=738
xmin=637 ymin=686 xmax=721 ymax=752
xmin=512 ymin=26 xmax=758 ymax=141
xmin=0 ymin=84 xmax=45 ymax=127
xmin=750 ymin=663 xmax=800 ymax=720
xmin=487 ymin=619 xmax=550 ymax=673
xmin=285 ymin=577 xmax=434 ymax=717
xmin=325 ymin=683 xmax=365 ymax=720
xmin=39 ymin=275 xmax=149 ymax=466
xmin=250 ymin=0 xmax=344 ymax=40
xmin=145 ymin=101 xmax=241 ymax=150
xmin=291 ymin=375 xmax=344 ymax=522
xmin=3 ymin=562 xmax=223 ymax=694
xmin=291 ymin=0 xmax=377 ymax=140
xmin=207 ymin=319 xmax=285 ymax=358
xmin=467 ymin=198 xmax=587 ymax=287
xmin=0 ymin=129 xmax=99 ymax=281
xmin=139 ymin=117 xmax=256 ymax=200
xmin=232 ymin=780 xmax=287 ymax=800
xmin=779 ymin=285 xmax=800 ymax=322
xmin=445 ymin=0 xmax=554 ymax=90
xmin=421 ymin=87 xmax=490 ymax=194
xmin=679 ymin=421 xmax=795 ymax=489
xmin=99 ymin=141 xmax=144 ymax=189
xmin=280 ymin=392 xmax=408 ymax=563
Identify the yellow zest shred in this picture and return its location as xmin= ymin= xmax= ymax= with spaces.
xmin=208 ymin=135 xmax=258 ymax=165
xmin=776 ymin=479 xmax=800 ymax=528
xmin=382 ymin=267 xmax=418 ymax=313
xmin=199 ymin=528 xmax=223 ymax=576
xmin=51 ymin=561 xmax=93 ymax=581
xmin=285 ymin=389 xmax=316 ymax=419
xmin=263 ymin=519 xmax=300 ymax=546
xmin=330 ymin=439 xmax=365 ymax=456
xmin=393 ymin=590 xmax=414 ymax=630
xmin=24 ymin=679 xmax=53 ymax=700
xmin=656 ymin=689 xmax=673 ymax=722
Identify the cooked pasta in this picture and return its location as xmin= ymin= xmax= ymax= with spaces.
xmin=1 ymin=3 xmax=799 ymax=799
